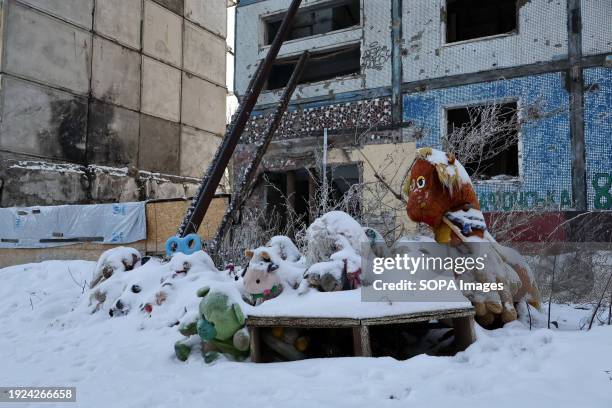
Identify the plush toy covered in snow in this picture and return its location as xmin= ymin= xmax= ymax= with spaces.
xmin=90 ymin=247 xmax=141 ymax=289
xmin=300 ymin=211 xmax=367 ymax=293
xmin=243 ymin=248 xmax=284 ymax=305
xmin=88 ymin=247 xmax=142 ymax=314
xmin=242 ymin=236 xmax=304 ymax=305
xmin=175 ymin=286 xmax=249 ymax=363
xmin=404 ymin=147 xmax=541 ymax=326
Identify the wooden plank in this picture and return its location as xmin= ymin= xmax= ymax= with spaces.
xmin=246 ymin=307 xmax=475 ymax=328
xmin=361 ymin=308 xmax=475 ymax=326
xmin=452 ymin=316 xmax=476 ymax=351
xmin=352 ymin=325 xmax=371 ymax=357
xmin=246 ymin=316 xmax=360 ymax=328
xmin=352 ymin=326 xmax=362 ymax=356
xmin=144 ymin=196 xmax=228 ymax=254
xmin=249 ymin=326 xmax=263 ymax=363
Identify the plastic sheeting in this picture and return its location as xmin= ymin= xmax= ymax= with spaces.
xmin=0 ymin=202 xmax=146 ymax=248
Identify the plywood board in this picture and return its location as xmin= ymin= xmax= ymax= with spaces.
xmin=144 ymin=196 xmax=229 ymax=254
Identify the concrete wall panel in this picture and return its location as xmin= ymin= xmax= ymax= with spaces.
xmin=180 ymin=125 xmax=221 ymax=177
xmin=143 ymin=0 xmax=183 ymax=67
xmin=94 ymin=0 xmax=142 ymax=50
xmin=0 ymin=76 xmax=87 ymax=162
xmin=327 ymin=142 xmax=416 ymax=233
xmin=185 ymin=0 xmax=226 ymax=38
xmin=181 ymin=73 xmax=226 ymax=134
xmin=4 ymin=3 xmax=92 ymax=94
xmin=88 ymin=167 xmax=141 ymax=202
xmin=18 ymin=0 xmax=94 ymax=29
xmin=183 ymin=21 xmax=226 ymax=85
xmin=141 ymin=56 xmax=181 ymax=122
xmin=87 ymin=100 xmax=140 ymax=167
xmin=91 ymin=36 xmax=141 ymax=110
xmin=138 ymin=114 xmax=181 ymax=174
xmin=0 ymin=164 xmax=88 ymax=207
xmin=152 ymin=0 xmax=184 ymax=16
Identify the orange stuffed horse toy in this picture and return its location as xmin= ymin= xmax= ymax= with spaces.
xmin=405 ymin=147 xmax=541 ymax=327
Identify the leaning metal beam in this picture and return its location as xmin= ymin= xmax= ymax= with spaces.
xmin=177 ymin=0 xmax=303 ymax=237
xmin=211 ymin=51 xmax=310 ymax=253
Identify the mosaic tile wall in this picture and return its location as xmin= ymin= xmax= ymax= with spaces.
xmin=581 ymin=0 xmax=612 ymax=56
xmin=401 ymin=0 xmax=568 ymax=82
xmin=403 ymin=72 xmax=573 ymax=211
xmin=242 ymin=97 xmax=393 ymax=143
xmin=584 ymin=67 xmax=612 ymax=211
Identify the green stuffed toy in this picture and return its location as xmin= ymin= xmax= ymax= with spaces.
xmin=174 ymin=286 xmax=250 ymax=363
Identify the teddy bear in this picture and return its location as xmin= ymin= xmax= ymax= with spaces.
xmin=174 ymin=286 xmax=249 ymax=363
xmin=404 ymin=147 xmax=541 ymax=327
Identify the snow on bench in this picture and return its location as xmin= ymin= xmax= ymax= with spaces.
xmin=244 ymin=289 xmax=475 ymax=362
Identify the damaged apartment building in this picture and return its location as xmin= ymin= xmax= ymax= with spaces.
xmin=234 ymin=0 xmax=612 ymax=233
xmin=0 ymin=0 xmax=229 ymax=207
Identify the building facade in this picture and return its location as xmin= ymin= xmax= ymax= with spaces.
xmin=0 ymin=0 xmax=229 ymax=207
xmin=234 ymin=0 xmax=612 ymax=232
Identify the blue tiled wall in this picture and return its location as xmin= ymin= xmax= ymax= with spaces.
xmin=584 ymin=67 xmax=612 ymax=211
xmin=403 ymin=72 xmax=574 ymax=211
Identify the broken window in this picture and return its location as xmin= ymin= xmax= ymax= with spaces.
xmin=446 ymin=0 xmax=518 ymax=43
xmin=265 ymin=164 xmax=361 ymax=229
xmin=265 ymin=44 xmax=361 ymax=90
xmin=265 ymin=0 xmax=360 ymax=45
xmin=446 ymin=101 xmax=519 ymax=179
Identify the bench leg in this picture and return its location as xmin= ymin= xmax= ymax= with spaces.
xmin=352 ymin=325 xmax=372 ymax=357
xmin=249 ymin=327 xmax=263 ymax=363
xmin=453 ymin=316 xmax=475 ymax=351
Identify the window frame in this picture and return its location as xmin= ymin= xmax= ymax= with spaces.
xmin=263 ymin=42 xmax=362 ymax=91
xmin=441 ymin=98 xmax=524 ymax=184
xmin=441 ymin=0 xmax=521 ymax=47
xmin=260 ymin=0 xmax=362 ymax=47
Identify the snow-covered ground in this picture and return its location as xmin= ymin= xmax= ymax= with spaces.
xmin=1 ymin=260 xmax=611 ymax=408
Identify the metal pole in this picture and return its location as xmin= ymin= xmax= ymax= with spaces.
xmin=322 ymin=127 xmax=328 ymax=213
xmin=212 ymin=51 xmax=310 ymax=252
xmin=178 ymin=0 xmax=304 ymax=237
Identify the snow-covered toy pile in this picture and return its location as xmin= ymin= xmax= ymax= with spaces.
xmin=404 ymin=147 xmax=542 ymax=326
xmin=80 ymin=148 xmax=543 ymax=362
xmin=84 ymin=246 xmax=230 ymax=324
xmin=79 ymin=210 xmax=379 ymax=363
xmin=241 ymin=211 xmax=369 ymax=305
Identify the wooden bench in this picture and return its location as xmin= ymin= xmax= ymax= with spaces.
xmin=246 ymin=306 xmax=475 ymax=362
